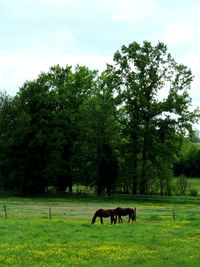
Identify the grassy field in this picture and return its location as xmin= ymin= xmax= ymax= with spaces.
xmin=0 ymin=193 xmax=200 ymax=266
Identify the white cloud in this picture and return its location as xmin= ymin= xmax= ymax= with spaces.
xmin=190 ymin=77 xmax=200 ymax=105
xmin=0 ymin=52 xmax=113 ymax=95
xmin=184 ymin=53 xmax=200 ymax=72
xmin=191 ymin=77 xmax=200 ymax=90
xmin=111 ymin=0 xmax=158 ymax=22
xmin=163 ymin=24 xmax=192 ymax=45
xmin=163 ymin=23 xmax=200 ymax=45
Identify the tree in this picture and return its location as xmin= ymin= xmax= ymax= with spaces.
xmin=190 ymin=128 xmax=200 ymax=143
xmin=79 ymin=73 xmax=119 ymax=195
xmin=106 ymin=41 xmax=200 ymax=194
xmin=0 ymin=91 xmax=16 ymax=189
xmin=0 ymin=65 xmax=97 ymax=193
xmin=174 ymin=140 xmax=200 ymax=177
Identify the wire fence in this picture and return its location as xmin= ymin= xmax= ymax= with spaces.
xmin=1 ymin=203 xmax=200 ymax=222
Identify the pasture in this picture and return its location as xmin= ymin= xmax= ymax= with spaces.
xmin=0 ymin=193 xmax=200 ymax=266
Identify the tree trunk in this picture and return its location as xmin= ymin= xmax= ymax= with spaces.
xmin=132 ymin=159 xmax=138 ymax=194
xmin=140 ymin=131 xmax=148 ymax=194
xmin=68 ymin=174 xmax=73 ymax=192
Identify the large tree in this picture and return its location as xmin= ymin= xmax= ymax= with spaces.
xmin=78 ymin=73 xmax=119 ymax=195
xmin=0 ymin=65 xmax=97 ymax=193
xmin=0 ymin=91 xmax=16 ymax=189
xmin=106 ymin=41 xmax=200 ymax=194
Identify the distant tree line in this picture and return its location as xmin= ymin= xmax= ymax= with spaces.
xmin=0 ymin=41 xmax=199 ymax=195
xmin=174 ymin=139 xmax=200 ymax=178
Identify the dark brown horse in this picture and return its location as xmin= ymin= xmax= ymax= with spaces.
xmin=91 ymin=209 xmax=116 ymax=224
xmin=115 ymin=207 xmax=135 ymax=223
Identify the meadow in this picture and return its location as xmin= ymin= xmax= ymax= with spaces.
xmin=0 ymin=191 xmax=200 ymax=266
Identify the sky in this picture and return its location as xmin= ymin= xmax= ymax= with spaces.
xmin=0 ymin=0 xmax=200 ymax=120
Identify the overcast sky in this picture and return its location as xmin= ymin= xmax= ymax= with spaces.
xmin=0 ymin=0 xmax=200 ymax=116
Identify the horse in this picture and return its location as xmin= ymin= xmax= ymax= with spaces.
xmin=115 ymin=207 xmax=135 ymax=223
xmin=91 ymin=209 xmax=116 ymax=224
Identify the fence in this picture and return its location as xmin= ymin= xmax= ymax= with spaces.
xmin=1 ymin=204 xmax=200 ymax=222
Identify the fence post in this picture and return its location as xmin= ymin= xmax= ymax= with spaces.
xmin=4 ymin=204 xmax=7 ymax=219
xmin=172 ymin=209 xmax=175 ymax=222
xmin=49 ymin=206 xmax=52 ymax=219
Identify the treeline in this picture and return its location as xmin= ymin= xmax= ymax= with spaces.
xmin=175 ymin=141 xmax=200 ymax=178
xmin=0 ymin=41 xmax=199 ymax=195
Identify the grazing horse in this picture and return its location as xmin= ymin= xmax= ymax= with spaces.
xmin=115 ymin=207 xmax=135 ymax=223
xmin=91 ymin=209 xmax=116 ymax=224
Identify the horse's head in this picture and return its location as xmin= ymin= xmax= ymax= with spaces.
xmin=91 ymin=217 xmax=96 ymax=224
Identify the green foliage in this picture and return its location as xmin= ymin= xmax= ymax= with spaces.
xmin=190 ymin=128 xmax=200 ymax=142
xmin=174 ymin=140 xmax=200 ymax=177
xmin=106 ymin=40 xmax=200 ymax=194
xmin=0 ymin=40 xmax=199 ymax=196
xmin=78 ymin=74 xmax=120 ymax=195
xmin=0 ymin=65 xmax=98 ymax=193
xmin=190 ymin=188 xmax=198 ymax=196
xmin=175 ymin=175 xmax=188 ymax=195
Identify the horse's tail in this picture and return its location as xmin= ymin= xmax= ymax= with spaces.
xmin=131 ymin=208 xmax=135 ymax=222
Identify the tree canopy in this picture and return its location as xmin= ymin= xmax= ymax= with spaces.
xmin=0 ymin=41 xmax=199 ymax=195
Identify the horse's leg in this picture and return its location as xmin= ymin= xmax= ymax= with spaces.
xmin=111 ymin=216 xmax=113 ymax=224
xmin=128 ymin=214 xmax=130 ymax=223
xmin=100 ymin=217 xmax=103 ymax=224
xmin=118 ymin=215 xmax=121 ymax=223
xmin=132 ymin=211 xmax=134 ymax=222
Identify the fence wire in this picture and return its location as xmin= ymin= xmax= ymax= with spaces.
xmin=1 ymin=203 xmax=200 ymax=221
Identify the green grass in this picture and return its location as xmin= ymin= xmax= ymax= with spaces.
xmin=0 ymin=193 xmax=200 ymax=266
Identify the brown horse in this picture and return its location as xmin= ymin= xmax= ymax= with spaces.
xmin=91 ymin=209 xmax=116 ymax=224
xmin=115 ymin=207 xmax=135 ymax=223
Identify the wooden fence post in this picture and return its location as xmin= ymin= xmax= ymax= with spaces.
xmin=173 ymin=209 xmax=175 ymax=222
xmin=4 ymin=204 xmax=7 ymax=219
xmin=49 ymin=206 xmax=52 ymax=219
